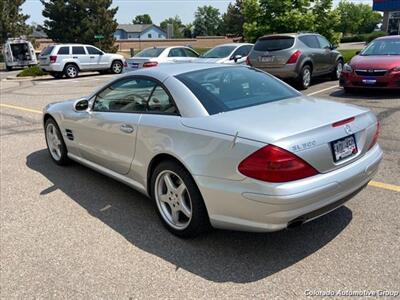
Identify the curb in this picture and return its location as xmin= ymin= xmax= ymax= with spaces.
xmin=5 ymin=75 xmax=53 ymax=81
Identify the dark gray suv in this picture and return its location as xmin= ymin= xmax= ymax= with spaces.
xmin=247 ymin=33 xmax=344 ymax=89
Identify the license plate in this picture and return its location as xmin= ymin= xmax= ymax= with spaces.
xmin=362 ymin=78 xmax=377 ymax=85
xmin=331 ymin=135 xmax=357 ymax=162
xmin=129 ymin=63 xmax=139 ymax=69
xmin=260 ymin=56 xmax=273 ymax=63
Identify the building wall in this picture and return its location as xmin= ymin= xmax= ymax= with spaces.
xmin=140 ymin=27 xmax=166 ymax=40
xmin=35 ymin=37 xmax=236 ymax=52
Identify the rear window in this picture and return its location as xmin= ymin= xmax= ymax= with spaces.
xmin=176 ymin=67 xmax=300 ymax=115
xmin=254 ymin=36 xmax=295 ymax=51
xmin=57 ymin=46 xmax=70 ymax=55
xmin=40 ymin=46 xmax=54 ymax=56
xmin=135 ymin=48 xmax=165 ymax=57
xmin=201 ymin=46 xmax=236 ymax=58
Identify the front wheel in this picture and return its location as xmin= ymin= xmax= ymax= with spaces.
xmin=151 ymin=161 xmax=210 ymax=238
xmin=111 ymin=60 xmax=123 ymax=74
xmin=331 ymin=60 xmax=344 ymax=80
xmin=6 ymin=65 xmax=12 ymax=71
xmin=44 ymin=118 xmax=69 ymax=165
xmin=297 ymin=65 xmax=312 ymax=90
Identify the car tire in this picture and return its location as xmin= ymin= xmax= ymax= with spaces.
xmin=44 ymin=118 xmax=69 ymax=166
xmin=64 ymin=64 xmax=79 ymax=79
xmin=297 ymin=65 xmax=312 ymax=90
xmin=111 ymin=60 xmax=123 ymax=74
xmin=331 ymin=60 xmax=344 ymax=80
xmin=150 ymin=160 xmax=210 ymax=238
xmin=6 ymin=65 xmax=12 ymax=71
xmin=343 ymin=87 xmax=355 ymax=94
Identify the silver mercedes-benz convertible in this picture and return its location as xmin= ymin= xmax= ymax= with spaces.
xmin=43 ymin=63 xmax=382 ymax=237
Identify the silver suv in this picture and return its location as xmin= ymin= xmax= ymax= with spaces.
xmin=247 ymin=33 xmax=343 ymax=89
xmin=39 ymin=44 xmax=126 ymax=79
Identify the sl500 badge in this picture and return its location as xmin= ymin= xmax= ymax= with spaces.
xmin=292 ymin=140 xmax=317 ymax=152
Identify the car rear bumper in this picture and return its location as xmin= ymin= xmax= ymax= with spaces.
xmin=195 ymin=144 xmax=382 ymax=232
xmin=253 ymin=64 xmax=298 ymax=79
xmin=40 ymin=64 xmax=64 ymax=72
xmin=340 ymin=71 xmax=400 ymax=89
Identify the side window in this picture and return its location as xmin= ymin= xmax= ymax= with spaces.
xmin=183 ymin=48 xmax=199 ymax=57
xmin=233 ymin=45 xmax=252 ymax=57
xmin=86 ymin=46 xmax=102 ymax=55
xmin=72 ymin=46 xmax=86 ymax=55
xmin=57 ymin=46 xmax=70 ymax=55
xmin=148 ymin=86 xmax=177 ymax=113
xmin=299 ymin=35 xmax=320 ymax=48
xmin=93 ymin=78 xmax=156 ymax=113
xmin=168 ymin=48 xmax=185 ymax=57
xmin=317 ymin=36 xmax=331 ymax=49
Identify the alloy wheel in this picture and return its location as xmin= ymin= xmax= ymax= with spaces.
xmin=336 ymin=62 xmax=343 ymax=79
xmin=112 ymin=62 xmax=122 ymax=74
xmin=303 ymin=69 xmax=311 ymax=87
xmin=155 ymin=170 xmax=192 ymax=230
xmin=46 ymin=123 xmax=62 ymax=161
xmin=66 ymin=66 xmax=77 ymax=78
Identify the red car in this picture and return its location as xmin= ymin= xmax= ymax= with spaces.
xmin=340 ymin=35 xmax=400 ymax=91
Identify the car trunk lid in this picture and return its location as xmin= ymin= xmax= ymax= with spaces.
xmin=182 ymin=96 xmax=377 ymax=173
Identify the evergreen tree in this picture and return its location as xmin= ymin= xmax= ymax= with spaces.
xmin=0 ymin=0 xmax=31 ymax=44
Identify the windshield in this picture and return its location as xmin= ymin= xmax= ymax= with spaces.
xmin=361 ymin=39 xmax=400 ymax=56
xmin=254 ymin=36 xmax=295 ymax=51
xmin=201 ymin=46 xmax=236 ymax=58
xmin=176 ymin=67 xmax=300 ymax=115
xmin=135 ymin=48 xmax=165 ymax=57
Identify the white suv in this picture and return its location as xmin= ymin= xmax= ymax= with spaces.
xmin=39 ymin=44 xmax=126 ymax=78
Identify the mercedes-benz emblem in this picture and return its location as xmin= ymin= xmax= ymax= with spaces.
xmin=344 ymin=124 xmax=352 ymax=134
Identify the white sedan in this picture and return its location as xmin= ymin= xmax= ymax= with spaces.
xmin=195 ymin=43 xmax=254 ymax=64
xmin=125 ymin=46 xmax=199 ymax=71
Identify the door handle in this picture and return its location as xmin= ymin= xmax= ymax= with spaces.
xmin=90 ymin=56 xmax=95 ymax=58
xmin=73 ymin=56 xmax=78 ymax=59
xmin=120 ymin=124 xmax=134 ymax=133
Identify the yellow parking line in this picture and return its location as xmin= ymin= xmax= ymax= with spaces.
xmin=0 ymin=103 xmax=42 ymax=114
xmin=368 ymin=181 xmax=400 ymax=192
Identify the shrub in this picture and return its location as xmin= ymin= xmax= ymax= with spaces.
xmin=340 ymin=49 xmax=359 ymax=63
xmin=17 ymin=65 xmax=48 ymax=77
xmin=340 ymin=31 xmax=386 ymax=43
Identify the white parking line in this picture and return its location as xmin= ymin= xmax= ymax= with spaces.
xmin=307 ymin=85 xmax=340 ymax=96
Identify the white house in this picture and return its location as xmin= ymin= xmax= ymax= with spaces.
xmin=114 ymin=24 xmax=167 ymax=40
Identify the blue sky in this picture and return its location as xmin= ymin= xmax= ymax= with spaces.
xmin=22 ymin=0 xmax=373 ymax=26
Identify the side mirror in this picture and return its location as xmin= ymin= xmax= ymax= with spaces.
xmin=355 ymin=51 xmax=361 ymax=55
xmin=331 ymin=44 xmax=338 ymax=50
xmin=74 ymin=98 xmax=89 ymax=111
xmin=99 ymin=52 xmax=104 ymax=55
xmin=232 ymin=54 xmax=243 ymax=62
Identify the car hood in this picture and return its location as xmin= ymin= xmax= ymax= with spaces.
xmin=181 ymin=96 xmax=371 ymax=144
xmin=350 ymin=55 xmax=400 ymax=69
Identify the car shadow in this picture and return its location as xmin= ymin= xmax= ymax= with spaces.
xmin=330 ymin=88 xmax=400 ymax=100
xmin=26 ymin=149 xmax=353 ymax=283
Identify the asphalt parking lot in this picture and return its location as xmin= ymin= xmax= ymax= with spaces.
xmin=1 ymin=73 xmax=399 ymax=298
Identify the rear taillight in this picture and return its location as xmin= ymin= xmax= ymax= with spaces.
xmin=246 ymin=56 xmax=252 ymax=66
xmin=238 ymin=145 xmax=318 ymax=183
xmin=368 ymin=121 xmax=380 ymax=150
xmin=143 ymin=61 xmax=158 ymax=68
xmin=49 ymin=55 xmax=57 ymax=63
xmin=123 ymin=61 xmax=128 ymax=67
xmin=286 ymin=50 xmax=301 ymax=64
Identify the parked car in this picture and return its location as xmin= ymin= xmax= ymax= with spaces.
xmin=340 ymin=35 xmax=400 ymax=91
xmin=247 ymin=33 xmax=344 ymax=89
xmin=2 ymin=38 xmax=37 ymax=71
xmin=125 ymin=46 xmax=199 ymax=71
xmin=195 ymin=43 xmax=253 ymax=64
xmin=39 ymin=44 xmax=125 ymax=78
xmin=43 ymin=63 xmax=382 ymax=237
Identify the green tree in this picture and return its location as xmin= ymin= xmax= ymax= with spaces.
xmin=160 ymin=16 xmax=183 ymax=38
xmin=132 ymin=14 xmax=152 ymax=25
xmin=41 ymin=0 xmax=118 ymax=52
xmin=0 ymin=0 xmax=32 ymax=44
xmin=193 ymin=5 xmax=223 ymax=36
xmin=222 ymin=0 xmax=244 ymax=36
xmin=335 ymin=1 xmax=382 ymax=34
xmin=312 ymin=0 xmax=342 ymax=45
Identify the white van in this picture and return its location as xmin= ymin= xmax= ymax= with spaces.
xmin=3 ymin=38 xmax=37 ymax=71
